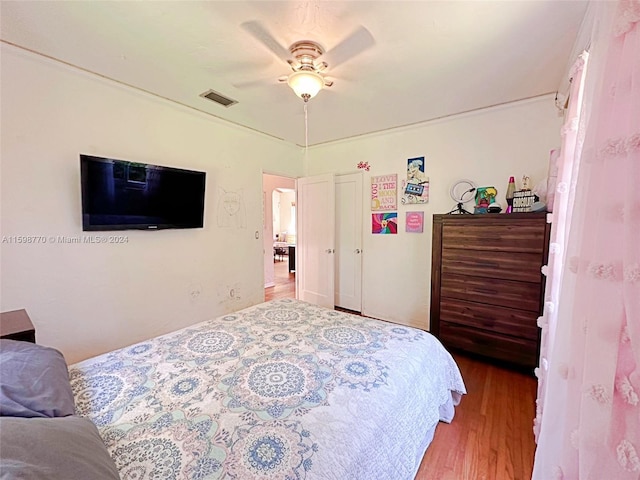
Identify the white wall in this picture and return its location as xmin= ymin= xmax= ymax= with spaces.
xmin=306 ymin=96 xmax=562 ymax=331
xmin=273 ymin=192 xmax=282 ymax=239
xmin=0 ymin=45 xmax=303 ymax=363
xmin=278 ymin=191 xmax=296 ymax=239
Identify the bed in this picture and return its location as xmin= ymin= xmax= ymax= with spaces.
xmin=2 ymin=299 xmax=466 ymax=479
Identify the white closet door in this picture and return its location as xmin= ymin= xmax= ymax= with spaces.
xmin=335 ymin=173 xmax=363 ymax=311
xmin=296 ymin=174 xmax=335 ymax=308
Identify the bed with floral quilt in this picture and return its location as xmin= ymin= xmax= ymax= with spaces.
xmin=68 ymin=298 xmax=466 ymax=480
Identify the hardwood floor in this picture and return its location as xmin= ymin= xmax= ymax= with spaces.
xmin=264 ymin=262 xmax=537 ymax=479
xmin=265 ymin=256 xmax=295 ymax=301
xmin=417 ymin=354 xmax=537 ymax=480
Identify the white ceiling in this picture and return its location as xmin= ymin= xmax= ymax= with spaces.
xmin=1 ymin=1 xmax=588 ymax=147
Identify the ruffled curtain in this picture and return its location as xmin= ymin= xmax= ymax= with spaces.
xmin=533 ymin=0 xmax=640 ymax=478
xmin=534 ymin=51 xmax=588 ymax=445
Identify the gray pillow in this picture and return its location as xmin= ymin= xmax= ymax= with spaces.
xmin=0 ymin=339 xmax=75 ymax=418
xmin=0 ymin=416 xmax=120 ymax=479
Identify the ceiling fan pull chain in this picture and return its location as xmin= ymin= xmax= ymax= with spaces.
xmin=304 ymin=102 xmax=309 ymax=149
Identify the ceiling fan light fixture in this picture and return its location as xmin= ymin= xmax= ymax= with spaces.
xmin=287 ymin=70 xmax=324 ymax=102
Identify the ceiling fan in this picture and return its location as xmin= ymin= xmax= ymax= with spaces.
xmin=240 ymin=21 xmax=374 ymax=102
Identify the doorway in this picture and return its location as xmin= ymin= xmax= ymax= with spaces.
xmin=263 ymin=173 xmax=296 ymax=300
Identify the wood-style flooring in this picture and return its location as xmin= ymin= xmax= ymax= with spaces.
xmin=265 ymin=256 xmax=296 ymax=301
xmin=416 ymin=355 xmax=537 ymax=479
xmin=264 ymin=259 xmax=537 ymax=479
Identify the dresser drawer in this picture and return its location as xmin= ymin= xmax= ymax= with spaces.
xmin=440 ymin=298 xmax=538 ymax=341
xmin=439 ymin=321 xmax=538 ymax=368
xmin=441 ymin=248 xmax=543 ymax=283
xmin=442 ymin=223 xmax=546 ymax=253
xmin=441 ymin=273 xmax=541 ymax=312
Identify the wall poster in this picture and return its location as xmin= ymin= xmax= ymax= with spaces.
xmin=401 ymin=156 xmax=429 ymax=204
xmin=371 ymin=174 xmax=397 ymax=211
xmin=372 ymin=212 xmax=398 ymax=234
xmin=405 ymin=211 xmax=424 ymax=233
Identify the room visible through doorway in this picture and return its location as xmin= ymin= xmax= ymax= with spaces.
xmin=263 ymin=173 xmax=296 ymax=301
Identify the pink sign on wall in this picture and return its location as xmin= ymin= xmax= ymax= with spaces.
xmin=405 ymin=211 xmax=424 ymax=233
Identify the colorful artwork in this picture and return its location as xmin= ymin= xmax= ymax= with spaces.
xmin=474 ymin=186 xmax=497 ymax=214
xmin=372 ymin=212 xmax=397 ymax=234
xmin=402 ymin=157 xmax=429 ymax=204
xmin=405 ymin=211 xmax=424 ymax=233
xmin=371 ymin=174 xmax=397 ymax=211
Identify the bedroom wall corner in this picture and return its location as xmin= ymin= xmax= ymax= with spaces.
xmin=304 ymin=96 xmax=562 ymax=332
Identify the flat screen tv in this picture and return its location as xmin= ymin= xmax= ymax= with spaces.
xmin=80 ymin=154 xmax=206 ymax=231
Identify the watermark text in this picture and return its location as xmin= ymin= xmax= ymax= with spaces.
xmin=2 ymin=235 xmax=129 ymax=245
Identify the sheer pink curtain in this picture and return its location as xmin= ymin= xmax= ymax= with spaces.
xmin=533 ymin=0 xmax=640 ymax=478
xmin=534 ymin=51 xmax=588 ymax=444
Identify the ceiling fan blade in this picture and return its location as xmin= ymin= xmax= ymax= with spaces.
xmin=240 ymin=20 xmax=290 ymax=63
xmin=233 ymin=74 xmax=289 ymax=90
xmin=323 ymin=26 xmax=374 ymax=69
xmin=232 ymin=77 xmax=277 ymax=89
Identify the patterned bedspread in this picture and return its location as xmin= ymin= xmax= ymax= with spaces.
xmin=69 ymin=299 xmax=466 ymax=480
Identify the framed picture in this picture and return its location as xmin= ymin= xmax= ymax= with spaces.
xmin=372 ymin=212 xmax=397 ymax=234
xmin=402 ymin=157 xmax=429 ymax=204
xmin=405 ymin=211 xmax=424 ymax=233
xmin=371 ymin=174 xmax=397 ymax=211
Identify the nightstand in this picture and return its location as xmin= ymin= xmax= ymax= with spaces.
xmin=0 ymin=309 xmax=36 ymax=343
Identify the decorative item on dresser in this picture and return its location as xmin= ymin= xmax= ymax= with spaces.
xmin=0 ymin=309 xmax=35 ymax=343
xmin=430 ymin=213 xmax=550 ymax=371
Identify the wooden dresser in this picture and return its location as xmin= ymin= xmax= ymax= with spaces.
xmin=430 ymin=213 xmax=550 ymax=370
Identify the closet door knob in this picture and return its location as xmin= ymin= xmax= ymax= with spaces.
xmin=355 ymin=249 xmax=361 ymax=254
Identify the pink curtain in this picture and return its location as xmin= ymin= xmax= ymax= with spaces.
xmin=534 ymin=51 xmax=588 ymax=445
xmin=533 ymin=0 xmax=640 ymax=478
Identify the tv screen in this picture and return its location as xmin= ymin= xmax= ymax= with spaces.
xmin=80 ymin=154 xmax=206 ymax=231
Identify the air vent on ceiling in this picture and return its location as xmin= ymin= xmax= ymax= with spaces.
xmin=199 ymin=89 xmax=238 ymax=107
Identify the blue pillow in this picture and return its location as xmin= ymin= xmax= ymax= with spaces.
xmin=0 ymin=339 xmax=75 ymax=418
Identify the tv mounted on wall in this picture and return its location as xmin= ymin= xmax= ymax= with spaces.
xmin=80 ymin=154 xmax=206 ymax=231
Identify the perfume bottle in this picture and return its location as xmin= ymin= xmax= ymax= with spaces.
xmin=505 ymin=176 xmax=516 ymax=213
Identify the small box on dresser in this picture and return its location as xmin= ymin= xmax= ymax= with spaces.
xmin=430 ymin=213 xmax=550 ymax=371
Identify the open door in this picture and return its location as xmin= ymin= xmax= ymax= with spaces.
xmin=263 ymin=174 xmax=296 ymax=294
xmin=296 ymin=173 xmax=335 ymax=308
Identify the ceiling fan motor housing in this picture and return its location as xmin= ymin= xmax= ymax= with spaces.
xmin=289 ymin=41 xmax=324 ymax=60
xmin=288 ymin=41 xmax=327 ymax=72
